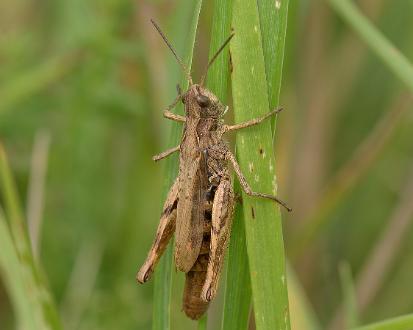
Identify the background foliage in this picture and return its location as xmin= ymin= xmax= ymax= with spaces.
xmin=1 ymin=0 xmax=413 ymax=329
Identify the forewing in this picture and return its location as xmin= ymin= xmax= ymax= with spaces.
xmin=136 ymin=177 xmax=179 ymax=283
xmin=175 ymin=156 xmax=206 ymax=272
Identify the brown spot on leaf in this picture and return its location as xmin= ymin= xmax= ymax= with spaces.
xmin=251 ymin=207 xmax=255 ymax=219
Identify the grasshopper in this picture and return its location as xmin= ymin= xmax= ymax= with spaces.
xmin=136 ymin=20 xmax=291 ymax=320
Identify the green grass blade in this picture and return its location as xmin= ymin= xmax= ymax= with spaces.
xmin=339 ymin=262 xmax=359 ymax=328
xmin=0 ymin=147 xmax=24 ymax=230
xmin=0 ymin=209 xmax=37 ymax=330
xmin=287 ymin=264 xmax=320 ymax=330
xmin=221 ymin=187 xmax=251 ymax=330
xmin=151 ymin=1 xmax=203 ymax=329
xmin=205 ymin=1 xmax=254 ymax=327
xmin=257 ymin=0 xmax=289 ymax=112
xmin=197 ymin=314 xmax=208 ymax=330
xmin=205 ymin=0 xmax=233 ymax=99
xmin=328 ymin=0 xmax=413 ymax=92
xmin=204 ymin=0 xmax=241 ymax=328
xmin=152 ymin=244 xmax=173 ymax=330
xmin=353 ymin=314 xmax=413 ymax=330
xmin=0 ymin=145 xmax=61 ymax=329
xmin=231 ymin=1 xmax=291 ymax=329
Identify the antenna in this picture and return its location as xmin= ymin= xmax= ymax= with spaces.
xmin=150 ymin=19 xmax=193 ymax=85
xmin=200 ymin=33 xmax=235 ymax=86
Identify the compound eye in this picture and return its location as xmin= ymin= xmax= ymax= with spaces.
xmin=196 ymin=95 xmax=210 ymax=108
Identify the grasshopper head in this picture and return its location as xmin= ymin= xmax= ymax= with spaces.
xmin=185 ymin=84 xmax=226 ymax=119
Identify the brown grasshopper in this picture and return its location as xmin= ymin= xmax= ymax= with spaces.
xmin=136 ymin=20 xmax=291 ymax=320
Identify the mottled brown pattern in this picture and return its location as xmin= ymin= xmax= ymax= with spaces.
xmin=201 ymin=178 xmax=234 ymax=302
xmin=183 ymin=214 xmax=211 ymax=320
xmin=137 ymin=22 xmax=290 ymax=320
xmin=182 ymin=260 xmax=209 ymax=320
xmin=175 ymin=156 xmax=205 ymax=272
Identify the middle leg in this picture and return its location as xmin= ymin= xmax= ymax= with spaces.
xmin=152 ymin=145 xmax=180 ymax=162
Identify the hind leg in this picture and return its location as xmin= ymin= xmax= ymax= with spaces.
xmin=136 ymin=178 xmax=179 ymax=283
xmin=201 ymin=177 xmax=235 ymax=302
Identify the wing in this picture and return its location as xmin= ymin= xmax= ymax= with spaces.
xmin=136 ymin=177 xmax=179 ymax=283
xmin=175 ymin=155 xmax=207 ymax=273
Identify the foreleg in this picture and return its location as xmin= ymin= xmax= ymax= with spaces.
xmin=152 ymin=145 xmax=180 ymax=162
xmin=163 ymin=92 xmax=186 ymax=123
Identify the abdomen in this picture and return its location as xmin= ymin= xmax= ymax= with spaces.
xmin=182 ymin=202 xmax=212 ymax=319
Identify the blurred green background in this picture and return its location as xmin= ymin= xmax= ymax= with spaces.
xmin=1 ymin=0 xmax=413 ymax=329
